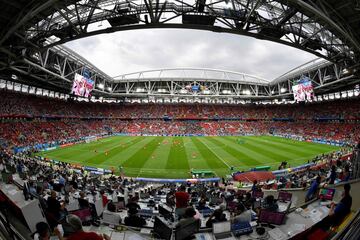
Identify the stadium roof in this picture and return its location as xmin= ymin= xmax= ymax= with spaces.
xmin=0 ymin=0 xmax=359 ymax=100
xmin=113 ymin=68 xmax=270 ymax=85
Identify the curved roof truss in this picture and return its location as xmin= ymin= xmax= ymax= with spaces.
xmin=1 ymin=0 xmax=360 ymax=100
xmin=0 ymin=0 xmax=359 ymax=64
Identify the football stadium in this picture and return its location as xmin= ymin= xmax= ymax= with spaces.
xmin=0 ymin=1 xmax=360 ymax=240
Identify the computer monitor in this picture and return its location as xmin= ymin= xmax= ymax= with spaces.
xmin=174 ymin=219 xmax=200 ymax=240
xmin=159 ymin=204 xmax=173 ymax=220
xmin=117 ymin=196 xmax=124 ymax=203
xmin=258 ymin=209 xmax=286 ymax=225
xmin=114 ymin=201 xmax=125 ymax=211
xmin=213 ymin=221 xmax=231 ymax=234
xmin=318 ymin=188 xmax=335 ymax=201
xmin=232 ymin=222 xmax=253 ymax=236
xmin=154 ymin=216 xmax=172 ymax=240
xmin=278 ymin=191 xmax=292 ymax=202
xmin=138 ymin=209 xmax=153 ymax=218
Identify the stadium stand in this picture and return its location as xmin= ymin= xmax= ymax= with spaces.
xmin=2 ymin=0 xmax=360 ymax=238
xmin=0 ymin=89 xmax=359 ymax=240
xmin=0 ymin=147 xmax=359 ymax=239
xmin=0 ymin=90 xmax=359 ymax=152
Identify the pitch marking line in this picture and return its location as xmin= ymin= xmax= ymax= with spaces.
xmin=199 ymin=138 xmax=232 ymax=169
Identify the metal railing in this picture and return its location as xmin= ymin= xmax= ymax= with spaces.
xmin=332 ymin=209 xmax=360 ymax=240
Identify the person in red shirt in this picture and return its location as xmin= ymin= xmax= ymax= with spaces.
xmin=100 ymin=190 xmax=109 ymax=207
xmin=175 ymin=185 xmax=189 ymax=219
xmin=65 ymin=214 xmax=110 ymax=240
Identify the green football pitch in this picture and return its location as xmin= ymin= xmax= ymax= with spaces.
xmin=36 ymin=135 xmax=339 ymax=179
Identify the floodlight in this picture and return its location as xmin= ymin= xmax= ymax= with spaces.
xmin=136 ymin=88 xmax=145 ymax=92
xmin=157 ymin=88 xmax=167 ymax=93
xmin=242 ymin=89 xmax=251 ymax=95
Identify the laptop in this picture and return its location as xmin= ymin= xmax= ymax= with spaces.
xmin=213 ymin=221 xmax=234 ymax=239
xmin=199 ymin=208 xmax=214 ymax=218
xmin=158 ymin=204 xmax=173 ymax=220
xmin=258 ymin=210 xmax=286 ymax=225
xmin=102 ymin=211 xmax=121 ymax=225
xmin=154 ymin=216 xmax=172 ymax=240
xmin=175 ymin=219 xmax=200 ymax=240
xmin=277 ymin=191 xmax=292 ymax=202
xmin=318 ymin=188 xmax=335 ymax=201
xmin=232 ymin=222 xmax=253 ymax=237
xmin=277 ymin=201 xmax=292 ymax=213
xmin=138 ymin=209 xmax=153 ymax=218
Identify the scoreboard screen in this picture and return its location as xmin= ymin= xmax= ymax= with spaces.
xmin=71 ymin=73 xmax=94 ymax=98
xmin=292 ymin=77 xmax=314 ymax=102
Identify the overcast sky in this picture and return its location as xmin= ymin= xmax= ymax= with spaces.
xmin=65 ymin=29 xmax=316 ymax=80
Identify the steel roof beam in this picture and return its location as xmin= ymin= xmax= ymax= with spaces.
xmin=284 ymin=0 xmax=360 ymax=53
xmin=0 ymin=0 xmax=61 ymax=46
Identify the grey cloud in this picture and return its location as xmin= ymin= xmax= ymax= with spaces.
xmin=65 ymin=29 xmax=316 ymax=80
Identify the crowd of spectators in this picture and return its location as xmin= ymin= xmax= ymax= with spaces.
xmin=0 ymin=135 xmax=356 ymax=240
xmin=0 ymin=93 xmax=359 ymax=151
xmin=1 ymin=89 xmax=360 ymax=120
